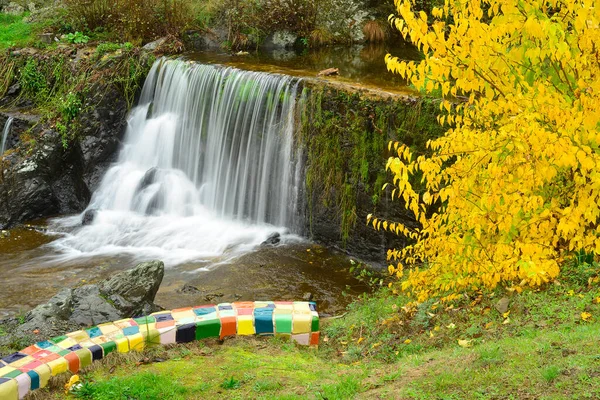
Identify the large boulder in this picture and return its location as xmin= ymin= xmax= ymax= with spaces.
xmin=0 ymin=260 xmax=164 ymax=349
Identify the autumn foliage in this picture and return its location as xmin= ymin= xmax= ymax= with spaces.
xmin=373 ymin=0 xmax=600 ymax=301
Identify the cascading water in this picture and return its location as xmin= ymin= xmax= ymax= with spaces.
xmin=1 ymin=116 xmax=13 ymax=155
xmin=48 ymin=59 xmax=304 ymax=266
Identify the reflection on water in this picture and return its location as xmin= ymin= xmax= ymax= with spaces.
xmin=188 ymin=41 xmax=421 ymax=94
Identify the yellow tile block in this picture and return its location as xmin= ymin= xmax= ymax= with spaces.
xmin=114 ymin=337 xmax=130 ymax=353
xmin=33 ymin=365 xmax=51 ymax=388
xmin=293 ymin=302 xmax=311 ymax=312
xmin=0 ymin=377 xmax=18 ymax=400
xmin=47 ymin=358 xmax=68 ymax=376
xmin=292 ymin=311 xmax=312 ymax=334
xmin=237 ymin=316 xmax=255 ymax=335
xmin=171 ymin=310 xmax=195 ymax=320
xmin=98 ymin=323 xmax=119 ymax=335
xmin=55 ymin=338 xmax=77 ymax=349
xmin=0 ymin=366 xmax=16 ymax=377
xmin=127 ymin=333 xmax=145 ymax=352
xmin=67 ymin=330 xmax=89 ymax=342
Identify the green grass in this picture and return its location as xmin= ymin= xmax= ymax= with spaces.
xmin=38 ymin=261 xmax=600 ymax=399
xmin=0 ymin=13 xmax=35 ymax=49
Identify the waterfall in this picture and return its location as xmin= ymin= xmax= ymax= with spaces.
xmin=49 ymin=59 xmax=304 ymax=266
xmin=1 ymin=117 xmax=13 ymax=155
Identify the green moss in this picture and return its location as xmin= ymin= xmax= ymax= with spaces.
xmin=0 ymin=47 xmax=153 ymax=148
xmin=300 ymin=85 xmax=444 ymax=245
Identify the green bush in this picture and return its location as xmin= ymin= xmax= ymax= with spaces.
xmin=64 ymin=31 xmax=90 ymax=44
xmin=64 ymin=0 xmax=198 ymax=44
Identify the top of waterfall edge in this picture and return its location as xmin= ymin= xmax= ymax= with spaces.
xmin=181 ymin=53 xmax=419 ymax=102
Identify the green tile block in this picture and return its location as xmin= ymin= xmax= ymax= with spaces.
xmin=2 ymin=369 xmax=23 ymax=379
xmin=134 ymin=316 xmax=156 ymax=325
xmin=312 ymin=316 xmax=319 ymax=332
xmin=274 ymin=314 xmax=292 ymax=334
xmin=50 ymin=335 xmax=68 ymax=344
xmin=100 ymin=341 xmax=117 ymax=355
xmin=57 ymin=349 xmax=71 ymax=357
xmin=196 ymin=319 xmax=221 ymax=339
xmin=75 ymin=349 xmax=92 ymax=369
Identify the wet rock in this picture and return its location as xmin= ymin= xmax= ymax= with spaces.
xmin=1 ymin=261 xmax=165 ymax=343
xmin=179 ymin=284 xmax=201 ymax=294
xmin=262 ymin=232 xmax=281 ymax=246
xmin=81 ymin=209 xmax=97 ymax=226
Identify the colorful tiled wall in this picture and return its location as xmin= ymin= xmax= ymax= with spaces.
xmin=0 ymin=301 xmax=320 ymax=399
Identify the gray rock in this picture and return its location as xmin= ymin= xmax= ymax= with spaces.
xmin=82 ymin=209 xmax=97 ymax=225
xmin=6 ymin=260 xmax=164 ymax=342
xmin=99 ymin=260 xmax=164 ymax=316
xmin=143 ymin=37 xmax=168 ymax=51
xmin=262 ymin=232 xmax=281 ymax=246
xmin=495 ymin=297 xmax=510 ymax=314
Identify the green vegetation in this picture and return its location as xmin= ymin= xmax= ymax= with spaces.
xmin=300 ymin=86 xmax=443 ymax=244
xmin=0 ymin=13 xmax=33 ymax=49
xmin=0 ymin=46 xmax=153 ymax=149
xmin=37 ymin=261 xmax=599 ymax=399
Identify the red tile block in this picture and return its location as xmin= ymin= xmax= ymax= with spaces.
xmin=63 ymin=353 xmax=80 ymax=374
xmin=310 ymin=332 xmax=320 ymax=346
xmin=220 ymin=316 xmax=237 ymax=339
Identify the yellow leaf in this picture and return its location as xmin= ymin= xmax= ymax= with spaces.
xmin=357 ymin=337 xmax=364 ymax=344
xmin=502 ymin=311 xmax=510 ymax=318
xmin=581 ymin=312 xmax=592 ymax=322
xmin=503 ymin=317 xmax=511 ymax=325
xmin=457 ymin=339 xmax=472 ymax=348
xmin=446 ymin=323 xmax=456 ymax=329
xmin=404 ymin=339 xmax=412 ymax=344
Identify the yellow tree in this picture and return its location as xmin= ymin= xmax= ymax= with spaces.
xmin=372 ymin=0 xmax=600 ymax=302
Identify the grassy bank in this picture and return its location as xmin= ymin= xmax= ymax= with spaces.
xmin=33 ymin=262 xmax=599 ymax=399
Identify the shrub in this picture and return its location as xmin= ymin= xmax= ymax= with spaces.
xmin=63 ymin=0 xmax=197 ymax=43
xmin=375 ymin=0 xmax=600 ymax=301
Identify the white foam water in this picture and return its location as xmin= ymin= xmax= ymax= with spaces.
xmin=1 ymin=116 xmax=13 ymax=155
xmin=47 ymin=59 xmax=304 ymax=266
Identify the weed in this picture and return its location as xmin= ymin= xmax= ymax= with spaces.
xmin=220 ymin=376 xmax=241 ymax=390
xmin=541 ymin=365 xmax=561 ymax=383
xmin=19 ymin=59 xmax=47 ymax=100
xmin=64 ymin=31 xmax=90 ymax=44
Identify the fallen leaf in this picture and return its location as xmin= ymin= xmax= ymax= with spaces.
xmin=502 ymin=310 xmax=510 ymax=318
xmin=457 ymin=339 xmax=472 ymax=348
xmin=503 ymin=317 xmax=511 ymax=325
xmin=595 ymin=297 xmax=600 ymax=304
xmin=371 ymin=342 xmax=382 ymax=348
xmin=484 ymin=322 xmax=493 ymax=329
xmin=32 ymin=329 xmax=40 ymax=335
xmin=446 ymin=323 xmax=456 ymax=329
xmin=429 ymin=331 xmax=434 ymax=338
xmin=357 ymin=337 xmax=364 ymax=344
xmin=581 ymin=312 xmax=592 ymax=322
xmin=404 ymin=339 xmax=412 ymax=344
